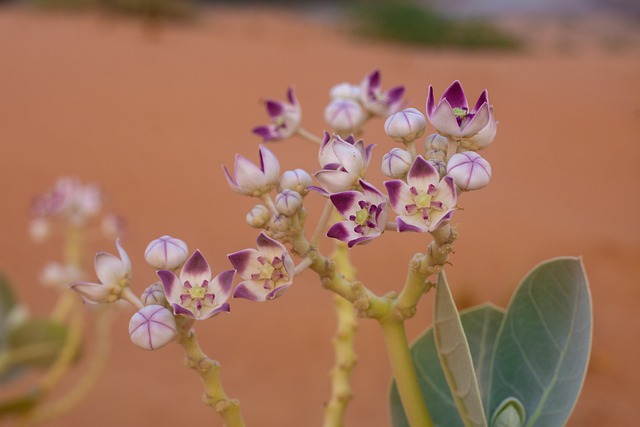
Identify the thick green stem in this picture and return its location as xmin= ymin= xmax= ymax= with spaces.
xmin=177 ymin=324 xmax=245 ymax=427
xmin=379 ymin=319 xmax=433 ymax=427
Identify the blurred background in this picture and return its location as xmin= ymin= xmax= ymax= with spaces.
xmin=0 ymin=0 xmax=639 ymax=426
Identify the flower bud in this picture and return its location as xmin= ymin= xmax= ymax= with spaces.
xmin=275 ymin=190 xmax=303 ymax=216
xmin=381 ymin=148 xmax=413 ymax=178
xmin=429 ymin=159 xmax=448 ymax=179
xmin=278 ymin=169 xmax=312 ymax=195
xmin=246 ymin=205 xmax=271 ymax=228
xmin=384 ymin=108 xmax=427 ymax=144
xmin=129 ymin=305 xmax=176 ymax=351
xmin=425 ymin=133 xmax=449 ymax=152
xmin=330 ymin=82 xmax=361 ymax=100
xmin=425 ymin=149 xmax=446 ymax=162
xmin=144 ymin=236 xmax=189 ymax=270
xmin=446 ymin=151 xmax=492 ymax=191
xmin=141 ymin=282 xmax=167 ymax=306
xmin=324 ymin=98 xmax=367 ymax=133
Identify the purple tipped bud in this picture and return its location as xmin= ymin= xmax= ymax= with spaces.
xmin=384 ymin=108 xmax=427 ymax=144
xmin=446 ymin=152 xmax=492 ymax=191
xmin=141 ymin=282 xmax=167 ymax=306
xmin=425 ymin=133 xmax=450 ymax=152
xmin=324 ymin=98 xmax=367 ymax=133
xmin=129 ymin=305 xmax=177 ymax=351
xmin=246 ymin=205 xmax=271 ymax=228
xmin=144 ymin=235 xmax=189 ymax=270
xmin=275 ymin=190 xmax=303 ymax=216
xmin=381 ymin=148 xmax=413 ymax=178
xmin=278 ymin=169 xmax=312 ymax=195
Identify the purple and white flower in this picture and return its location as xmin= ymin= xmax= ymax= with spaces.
xmin=384 ymin=156 xmax=457 ymax=233
xmin=32 ymin=177 xmax=102 ymax=226
xmin=426 ymin=81 xmax=495 ymax=146
xmin=157 ymin=251 xmax=234 ymax=320
xmin=71 ymin=240 xmax=131 ymax=304
xmin=252 ymin=87 xmax=302 ymax=142
xmin=144 ymin=235 xmax=189 ymax=270
xmin=324 ymin=98 xmax=367 ymax=133
xmin=315 ymin=133 xmax=374 ymax=194
xmin=446 ymin=151 xmax=492 ymax=191
xmin=359 ymin=69 xmax=405 ymax=117
xmin=327 ymin=180 xmax=388 ymax=247
xmin=223 ymin=145 xmax=280 ymax=197
xmin=129 ymin=305 xmax=176 ymax=351
xmin=228 ymin=233 xmax=295 ymax=302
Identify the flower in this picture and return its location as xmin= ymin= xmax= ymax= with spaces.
xmin=314 ymin=133 xmax=374 ymax=194
xmin=228 ymin=233 xmax=295 ymax=302
xmin=144 ymin=235 xmax=189 ymax=270
xmin=71 ymin=240 xmax=131 ymax=304
xmin=426 ymin=81 xmax=494 ymax=145
xmin=446 ymin=151 xmax=492 ymax=191
xmin=157 ymin=251 xmax=234 ymax=320
xmin=32 ymin=177 xmax=102 ymax=226
xmin=324 ymin=98 xmax=367 ymax=133
xmin=252 ymin=87 xmax=301 ymax=142
xmin=327 ymin=180 xmax=388 ymax=247
xmin=381 ymin=148 xmax=413 ymax=178
xmin=223 ymin=145 xmax=280 ymax=197
xmin=40 ymin=262 xmax=82 ymax=289
xmin=129 ymin=305 xmax=176 ymax=351
xmin=359 ymin=69 xmax=405 ymax=117
xmin=384 ymin=108 xmax=427 ymax=144
xmin=384 ymin=156 xmax=457 ymax=232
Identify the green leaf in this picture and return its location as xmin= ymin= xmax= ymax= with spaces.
xmin=390 ymin=304 xmax=504 ymax=427
xmin=487 ymin=257 xmax=592 ymax=427
xmin=433 ymin=272 xmax=488 ymax=427
xmin=491 ymin=397 xmax=525 ymax=427
xmin=6 ymin=318 xmax=70 ymax=369
xmin=0 ymin=272 xmax=18 ymax=336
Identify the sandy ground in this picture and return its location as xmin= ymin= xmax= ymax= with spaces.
xmin=0 ymin=5 xmax=639 ymax=427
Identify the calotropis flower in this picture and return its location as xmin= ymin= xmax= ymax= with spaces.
xmin=359 ymin=69 xmax=405 ymax=117
xmin=327 ymin=180 xmax=388 ymax=247
xmin=71 ymin=240 xmax=131 ymax=304
xmin=384 ymin=156 xmax=457 ymax=232
xmin=314 ymin=133 xmax=374 ymax=194
xmin=228 ymin=233 xmax=295 ymax=302
xmin=223 ymin=145 xmax=280 ymax=197
xmin=157 ymin=250 xmax=234 ymax=320
xmin=32 ymin=177 xmax=102 ymax=226
xmin=426 ymin=80 xmax=495 ymax=146
xmin=252 ymin=87 xmax=302 ymax=142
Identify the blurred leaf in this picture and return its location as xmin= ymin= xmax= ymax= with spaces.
xmin=0 ymin=272 xmax=17 ymax=330
xmin=390 ymin=304 xmax=504 ymax=427
xmin=433 ymin=272 xmax=488 ymax=427
xmin=487 ymin=257 xmax=592 ymax=427
xmin=6 ymin=318 xmax=70 ymax=369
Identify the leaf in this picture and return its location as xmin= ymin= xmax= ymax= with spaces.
xmin=487 ymin=257 xmax=592 ymax=427
xmin=6 ymin=318 xmax=70 ymax=369
xmin=390 ymin=304 xmax=504 ymax=427
xmin=433 ymin=272 xmax=488 ymax=427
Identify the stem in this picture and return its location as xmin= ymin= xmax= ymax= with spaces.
xmin=446 ymin=140 xmax=459 ymax=162
xmin=323 ymin=242 xmax=358 ymax=427
xmin=297 ymin=127 xmax=324 ymax=145
xmin=379 ymin=318 xmax=433 ymax=427
xmin=294 ymin=257 xmax=313 ymax=276
xmin=310 ymin=201 xmax=334 ymax=248
xmin=177 ymin=323 xmax=246 ymax=427
xmin=121 ymin=287 xmax=144 ymax=310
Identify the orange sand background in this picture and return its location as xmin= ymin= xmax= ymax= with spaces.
xmin=0 ymin=6 xmax=639 ymax=426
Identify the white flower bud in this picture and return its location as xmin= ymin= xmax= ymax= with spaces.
xmin=330 ymin=82 xmax=361 ymax=100
xmin=324 ymin=98 xmax=367 ymax=133
xmin=29 ymin=218 xmax=50 ymax=243
xmin=144 ymin=235 xmax=189 ymax=270
xmin=446 ymin=151 xmax=492 ymax=191
xmin=381 ymin=148 xmax=413 ymax=178
xmin=425 ymin=133 xmax=450 ymax=152
xmin=278 ymin=169 xmax=312 ymax=195
xmin=129 ymin=305 xmax=176 ymax=351
xmin=275 ymin=190 xmax=303 ymax=216
xmin=429 ymin=159 xmax=448 ymax=179
xmin=425 ymin=149 xmax=446 ymax=162
xmin=141 ymin=282 xmax=167 ymax=306
xmin=384 ymin=108 xmax=427 ymax=144
xmin=246 ymin=205 xmax=271 ymax=228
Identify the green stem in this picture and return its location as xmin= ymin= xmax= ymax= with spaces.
xmin=379 ymin=318 xmax=433 ymax=427
xmin=177 ymin=323 xmax=246 ymax=427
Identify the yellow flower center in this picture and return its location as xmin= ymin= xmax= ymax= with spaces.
xmin=415 ymin=193 xmax=433 ymax=209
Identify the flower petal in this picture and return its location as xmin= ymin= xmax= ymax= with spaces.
xmin=384 ymin=180 xmax=412 ymax=214
xmin=228 ymin=248 xmax=261 ymax=279
xmin=255 ymin=233 xmax=286 ymax=261
xmin=233 ymin=282 xmax=268 ymax=302
xmin=210 ymin=269 xmax=235 ymax=304
xmin=259 ymin=145 xmax=280 ymax=184
xmin=397 ymin=215 xmax=430 ymax=233
xmin=198 ymin=302 xmax=231 ymax=320
xmin=407 ymin=156 xmax=439 ymax=190
xmin=70 ymin=281 xmax=110 ymax=304
xmin=315 ymin=170 xmax=358 ymax=194
xmin=180 ymin=250 xmax=211 ymax=286
xmin=460 ymin=102 xmax=491 ymax=137
xmin=94 ymin=252 xmax=125 ymax=286
xmin=430 ymin=100 xmax=463 ymax=137
xmin=441 ymin=80 xmax=468 ymax=110
xmin=157 ymin=270 xmax=182 ymax=305
xmin=330 ymin=191 xmax=362 ymax=218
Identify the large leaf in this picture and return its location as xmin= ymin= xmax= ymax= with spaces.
xmin=6 ymin=318 xmax=70 ymax=369
xmin=390 ymin=304 xmax=504 ymax=427
xmin=433 ymin=272 xmax=488 ymax=427
xmin=487 ymin=257 xmax=591 ymax=427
